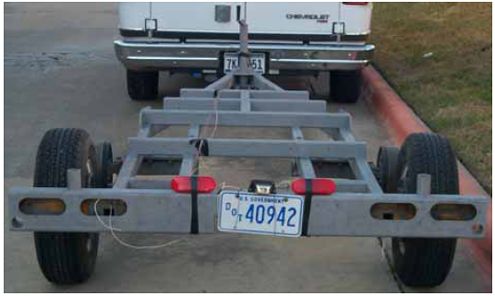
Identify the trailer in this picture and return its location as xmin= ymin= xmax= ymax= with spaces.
xmin=8 ymin=16 xmax=488 ymax=288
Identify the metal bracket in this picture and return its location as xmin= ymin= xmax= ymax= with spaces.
xmin=144 ymin=18 xmax=157 ymax=38
xmin=417 ymin=173 xmax=432 ymax=196
xmin=332 ymin=22 xmax=345 ymax=34
xmin=67 ymin=169 xmax=81 ymax=190
xmin=215 ymin=5 xmax=231 ymax=23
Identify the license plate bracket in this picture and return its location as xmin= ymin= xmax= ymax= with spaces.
xmin=218 ymin=191 xmax=304 ymax=237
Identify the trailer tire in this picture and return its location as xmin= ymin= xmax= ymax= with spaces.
xmin=33 ymin=128 xmax=99 ymax=284
xmin=127 ymin=70 xmax=158 ymax=101
xmin=329 ymin=70 xmax=362 ymax=103
xmin=95 ymin=142 xmax=113 ymax=188
xmin=392 ymin=132 xmax=458 ymax=287
xmin=376 ymin=146 xmax=400 ymax=193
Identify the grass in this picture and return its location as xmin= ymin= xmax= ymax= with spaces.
xmin=370 ymin=3 xmax=492 ymax=193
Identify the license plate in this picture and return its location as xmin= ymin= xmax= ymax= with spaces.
xmin=218 ymin=191 xmax=303 ymax=237
xmin=223 ymin=52 xmax=266 ymax=74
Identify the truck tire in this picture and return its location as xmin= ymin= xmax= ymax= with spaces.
xmin=33 ymin=128 xmax=99 ymax=284
xmin=392 ymin=133 xmax=458 ymax=287
xmin=95 ymin=142 xmax=113 ymax=188
xmin=127 ymin=70 xmax=158 ymax=101
xmin=329 ymin=70 xmax=362 ymax=103
xmin=376 ymin=146 xmax=400 ymax=193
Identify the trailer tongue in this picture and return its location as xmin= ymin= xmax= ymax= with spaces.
xmin=8 ymin=14 xmax=488 ymax=287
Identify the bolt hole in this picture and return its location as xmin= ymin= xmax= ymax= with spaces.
xmin=382 ymin=213 xmax=394 ymax=220
xmin=11 ymin=217 xmax=23 ymax=228
xmin=103 ymin=208 xmax=115 ymax=216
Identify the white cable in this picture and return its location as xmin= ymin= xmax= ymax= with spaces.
xmin=93 ymin=200 xmax=182 ymax=250
xmin=220 ymin=182 xmax=241 ymax=191
xmin=94 ymin=199 xmax=122 ymax=231
xmin=191 ymin=97 xmax=218 ymax=176
xmin=275 ymin=179 xmax=292 ymax=191
xmin=107 ymin=207 xmax=182 ymax=250
xmin=190 ymin=92 xmax=216 ymax=173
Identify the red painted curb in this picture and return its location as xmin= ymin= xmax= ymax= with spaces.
xmin=361 ymin=66 xmax=492 ymax=287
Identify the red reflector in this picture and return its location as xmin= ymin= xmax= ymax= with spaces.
xmin=343 ymin=2 xmax=369 ymax=5
xmin=171 ymin=176 xmax=217 ymax=194
xmin=291 ymin=178 xmax=336 ymax=195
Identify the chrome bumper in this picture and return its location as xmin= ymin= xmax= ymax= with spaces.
xmin=114 ymin=40 xmax=375 ymax=72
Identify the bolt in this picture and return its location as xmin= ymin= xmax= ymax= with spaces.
xmin=11 ymin=217 xmax=23 ymax=228
xmin=472 ymin=224 xmax=484 ymax=234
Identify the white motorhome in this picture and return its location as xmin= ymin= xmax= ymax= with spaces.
xmin=114 ymin=2 xmax=374 ymax=102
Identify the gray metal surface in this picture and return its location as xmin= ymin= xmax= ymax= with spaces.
xmin=140 ymin=110 xmax=351 ymax=128
xmin=9 ymin=186 xmax=487 ymax=238
xmin=307 ymin=192 xmax=487 ymax=238
xmin=10 ymin=187 xmax=216 ymax=233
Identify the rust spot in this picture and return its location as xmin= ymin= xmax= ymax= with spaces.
xmin=19 ymin=198 xmax=65 ymax=215
xmin=431 ymin=203 xmax=476 ymax=221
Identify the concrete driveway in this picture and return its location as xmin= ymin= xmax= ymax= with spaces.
xmin=4 ymin=3 xmax=488 ymax=292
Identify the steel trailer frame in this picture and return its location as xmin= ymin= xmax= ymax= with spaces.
xmin=8 ymin=18 xmax=488 ymax=240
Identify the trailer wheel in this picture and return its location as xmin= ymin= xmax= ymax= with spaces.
xmin=392 ymin=133 xmax=458 ymax=287
xmin=376 ymin=146 xmax=400 ymax=193
xmin=329 ymin=70 xmax=362 ymax=103
xmin=33 ymin=128 xmax=99 ymax=284
xmin=95 ymin=142 xmax=113 ymax=188
xmin=127 ymin=70 xmax=158 ymax=101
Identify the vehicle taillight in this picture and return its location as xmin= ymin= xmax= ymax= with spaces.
xmin=291 ymin=178 xmax=337 ymax=195
xmin=343 ymin=2 xmax=369 ymax=5
xmin=171 ymin=176 xmax=217 ymax=193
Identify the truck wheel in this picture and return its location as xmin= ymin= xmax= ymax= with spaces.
xmin=376 ymin=146 xmax=400 ymax=193
xmin=95 ymin=142 xmax=113 ymax=188
xmin=33 ymin=128 xmax=99 ymax=284
xmin=329 ymin=70 xmax=362 ymax=103
xmin=127 ymin=70 xmax=158 ymax=101
xmin=392 ymin=133 xmax=458 ymax=287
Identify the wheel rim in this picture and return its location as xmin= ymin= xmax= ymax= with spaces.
xmin=397 ymin=164 xmax=409 ymax=194
xmin=398 ymin=239 xmax=406 ymax=255
xmin=85 ymin=159 xmax=94 ymax=187
xmin=86 ymin=236 xmax=93 ymax=253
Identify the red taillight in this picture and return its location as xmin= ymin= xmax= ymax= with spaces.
xmin=343 ymin=2 xmax=369 ymax=5
xmin=171 ymin=176 xmax=217 ymax=193
xmin=291 ymin=178 xmax=336 ymax=195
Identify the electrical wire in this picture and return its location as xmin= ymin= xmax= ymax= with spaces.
xmin=94 ymin=199 xmax=182 ymax=250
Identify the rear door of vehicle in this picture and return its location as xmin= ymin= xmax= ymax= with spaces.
xmin=246 ymin=2 xmax=340 ymax=35
xmin=246 ymin=2 xmax=371 ymax=36
xmin=121 ymin=2 xmax=372 ymax=39
xmin=151 ymin=2 xmax=242 ymax=34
